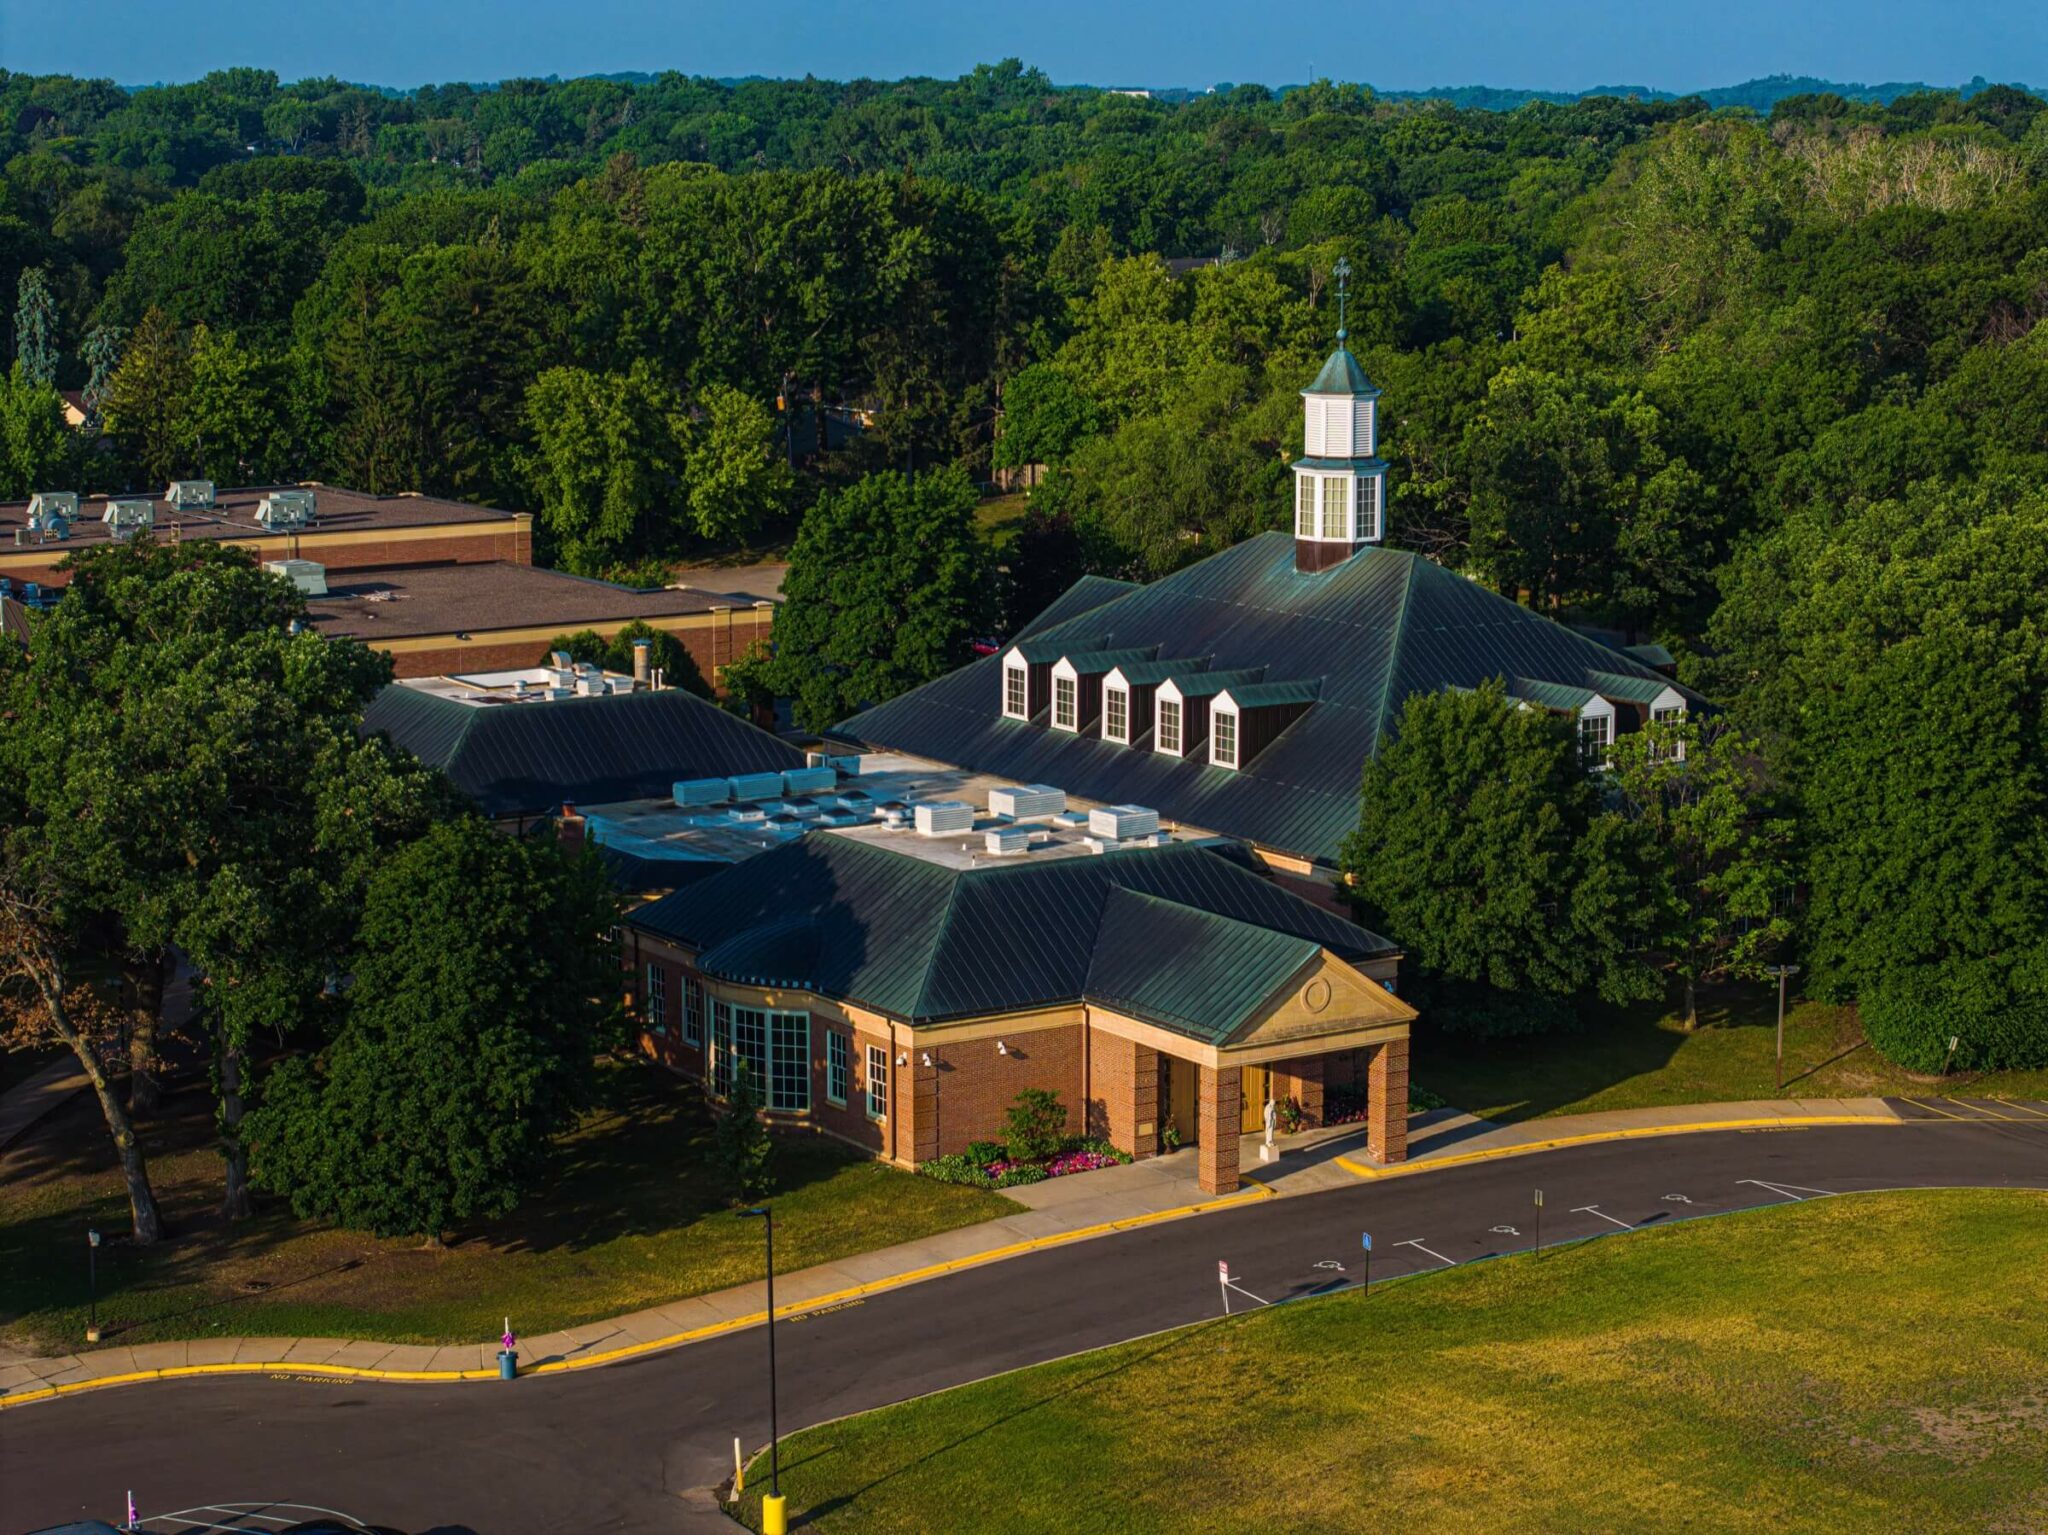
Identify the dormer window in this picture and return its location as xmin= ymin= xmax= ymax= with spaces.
xmin=1104 ymin=685 xmax=1130 ymax=744
xmin=1157 ymin=697 xmax=1182 ymax=755
xmin=1578 ymin=705 xmax=1614 ymax=767
xmin=1211 ymin=706 xmax=1238 ymax=769
xmin=1648 ymin=687 xmax=1687 ymax=763
xmin=1053 ymin=674 xmax=1078 ymax=731
xmin=1003 ymin=658 xmax=1028 ymax=720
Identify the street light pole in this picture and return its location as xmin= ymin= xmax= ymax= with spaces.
xmin=742 ymin=1206 xmax=785 ymax=1535
xmin=86 ymin=1228 xmax=101 ymax=1344
xmin=1767 ymin=964 xmax=1803 ymax=1095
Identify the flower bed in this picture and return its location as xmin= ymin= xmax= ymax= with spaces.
xmin=920 ymin=1137 xmax=1134 ymax=1190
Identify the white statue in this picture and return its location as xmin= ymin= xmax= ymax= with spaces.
xmin=1263 ymin=1095 xmax=1278 ymax=1147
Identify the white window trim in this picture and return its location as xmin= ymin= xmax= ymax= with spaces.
xmin=1649 ymin=687 xmax=1688 ymax=763
xmin=1320 ymin=475 xmax=1350 ymax=541
xmin=1578 ymin=698 xmax=1616 ymax=768
xmin=1210 ymin=699 xmax=1240 ymax=769
xmin=1002 ymin=655 xmax=1029 ymax=720
xmin=865 ymin=1044 xmax=889 ymax=1121
xmin=1050 ymin=663 xmax=1079 ymax=732
xmin=826 ymin=1029 xmax=849 ymax=1106
xmin=1358 ymin=473 xmax=1382 ymax=542
xmin=1103 ymin=681 xmax=1131 ymax=745
xmin=1295 ymin=473 xmax=1316 ymax=536
xmin=644 ymin=962 xmax=667 ymax=1035
xmin=1154 ymin=682 xmax=1185 ymax=757
xmin=681 ymin=974 xmax=702 ymax=1047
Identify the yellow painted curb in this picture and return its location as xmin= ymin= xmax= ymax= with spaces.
xmin=0 ymin=1179 xmax=1274 ymax=1411
xmin=1334 ymin=1113 xmax=1899 ymax=1181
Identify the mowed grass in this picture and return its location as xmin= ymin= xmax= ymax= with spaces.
xmin=736 ymin=1190 xmax=2048 ymax=1535
xmin=0 ymin=1060 xmax=1017 ymax=1354
xmin=1416 ymin=984 xmax=2048 ymax=1123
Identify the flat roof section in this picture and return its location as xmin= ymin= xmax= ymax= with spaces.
xmin=0 ymin=484 xmax=525 ymax=553
xmin=303 ymin=562 xmax=774 ymax=642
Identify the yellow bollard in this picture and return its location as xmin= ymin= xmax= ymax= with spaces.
xmin=762 ymin=1493 xmax=788 ymax=1535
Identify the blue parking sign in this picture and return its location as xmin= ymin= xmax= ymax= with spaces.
xmin=1361 ymin=1232 xmax=1372 ymax=1252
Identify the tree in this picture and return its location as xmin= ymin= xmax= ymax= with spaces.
xmin=992 ymin=364 xmax=1102 ymax=471
xmin=713 ymin=1062 xmax=775 ymax=1204
xmin=682 ymin=382 xmax=793 ymax=543
xmin=1339 ymin=683 xmax=1661 ymax=1034
xmin=541 ymin=621 xmax=712 ymax=698
xmin=1 ymin=539 xmax=435 ymax=1220
xmin=1004 ymin=1088 xmax=1068 ymax=1162
xmin=183 ymin=324 xmax=288 ymax=484
xmin=102 ymin=306 xmax=190 ymax=484
xmin=13 ymin=266 xmax=59 ymax=386
xmin=522 ymin=360 xmax=687 ymax=573
xmin=0 ymin=365 xmax=71 ymax=499
xmin=769 ymin=468 xmax=990 ymax=730
xmin=1607 ymin=719 xmax=1795 ymax=1029
xmin=79 ymin=323 xmax=123 ymax=437
xmin=251 ymin=818 xmax=619 ymax=1239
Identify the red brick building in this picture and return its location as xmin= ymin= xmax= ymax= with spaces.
xmin=623 ymin=829 xmax=1415 ymax=1194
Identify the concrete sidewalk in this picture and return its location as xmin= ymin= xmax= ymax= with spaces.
xmin=0 ymin=1095 xmax=1903 ymax=1407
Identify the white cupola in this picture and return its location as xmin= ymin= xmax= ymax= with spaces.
xmin=1294 ymin=258 xmax=1388 ymax=573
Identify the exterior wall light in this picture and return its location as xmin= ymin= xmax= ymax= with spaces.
xmin=997 ymin=1040 xmax=1008 ymax=1056
xmin=921 ymin=1052 xmax=934 ymax=1068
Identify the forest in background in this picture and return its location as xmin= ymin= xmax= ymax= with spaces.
xmin=3 ymin=62 xmax=2048 ymax=1063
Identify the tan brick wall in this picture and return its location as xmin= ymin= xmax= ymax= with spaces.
xmin=1198 ymin=1064 xmax=1242 ymax=1194
xmin=1 ymin=520 xmax=531 ymax=589
xmin=811 ymin=1019 xmax=885 ymax=1156
xmin=378 ymin=606 xmax=774 ymax=694
xmin=915 ymin=1026 xmax=1086 ymax=1159
xmin=1367 ymin=1037 xmax=1409 ymax=1164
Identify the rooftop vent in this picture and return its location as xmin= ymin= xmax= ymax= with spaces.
xmin=263 ymin=558 xmax=328 ymax=597
xmin=913 ymin=801 xmax=975 ymax=837
xmin=1088 ymin=805 xmax=1160 ymax=841
xmin=255 ymin=489 xmax=317 ymax=530
xmin=781 ymin=765 xmax=837 ymax=797
xmin=25 ymin=492 xmax=76 ymax=539
xmin=101 ymin=499 xmax=154 ymax=540
xmin=673 ymin=778 xmax=731 ymax=808
xmin=165 ymin=479 xmax=215 ymax=510
xmin=730 ymin=771 xmax=785 ymax=802
xmin=989 ymin=784 xmax=1066 ymax=820
xmin=984 ymin=826 xmax=1032 ymax=856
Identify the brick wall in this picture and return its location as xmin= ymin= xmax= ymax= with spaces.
xmin=1198 ymin=1064 xmax=1242 ymax=1194
xmin=380 ymin=606 xmax=774 ymax=692
xmin=1277 ymin=1055 xmax=1326 ymax=1128
xmin=810 ymin=1019 xmax=886 ymax=1156
xmin=914 ymin=1026 xmax=1087 ymax=1159
xmin=1087 ymin=1035 xmax=1159 ymax=1158
xmin=1367 ymin=1038 xmax=1409 ymax=1164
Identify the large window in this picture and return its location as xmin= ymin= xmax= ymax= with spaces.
xmin=826 ymin=1030 xmax=849 ymax=1106
xmin=681 ymin=975 xmax=702 ymax=1048
xmin=1358 ymin=474 xmax=1381 ymax=541
xmin=1157 ymin=698 xmax=1182 ymax=754
xmin=1296 ymin=475 xmax=1315 ymax=536
xmin=1212 ymin=708 xmax=1238 ymax=768
xmin=1578 ymin=710 xmax=1613 ymax=766
xmin=1649 ymin=702 xmax=1687 ymax=763
xmin=1053 ymin=674 xmax=1077 ymax=730
xmin=1104 ymin=686 xmax=1129 ymax=743
xmin=644 ymin=963 xmax=667 ymax=1034
xmin=1003 ymin=661 xmax=1027 ymax=719
xmin=866 ymin=1044 xmax=889 ymax=1120
xmin=1320 ymin=476 xmax=1350 ymax=540
xmin=713 ymin=1003 xmax=810 ymax=1111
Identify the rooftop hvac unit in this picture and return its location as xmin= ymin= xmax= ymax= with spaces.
xmin=102 ymin=499 xmax=154 ymax=539
xmin=786 ymin=800 xmax=823 ymax=821
xmin=914 ymin=800 xmax=975 ymax=837
xmin=728 ymin=803 xmax=768 ymax=824
xmin=1089 ymin=805 xmax=1160 ymax=841
xmin=263 ymin=558 xmax=328 ymax=597
xmin=984 ymin=826 xmax=1032 ymax=857
xmin=989 ymin=784 xmax=1066 ymax=820
xmin=730 ymin=771 xmax=785 ymax=802
xmin=25 ymin=492 xmax=75 ymax=538
xmin=832 ymin=789 xmax=874 ymax=811
xmin=165 ymin=480 xmax=216 ymax=510
xmin=255 ymin=489 xmax=317 ymax=530
xmin=673 ymin=778 xmax=731 ymax=808
xmin=781 ymin=765 xmax=837 ymax=797
xmin=880 ymin=806 xmax=911 ymax=828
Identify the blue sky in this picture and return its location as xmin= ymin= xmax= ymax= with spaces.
xmin=2 ymin=0 xmax=2042 ymax=92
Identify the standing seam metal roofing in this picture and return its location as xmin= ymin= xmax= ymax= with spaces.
xmin=832 ymin=534 xmax=1703 ymax=865
xmin=361 ymin=684 xmax=805 ymax=819
xmin=629 ymin=831 xmax=1396 ymax=1037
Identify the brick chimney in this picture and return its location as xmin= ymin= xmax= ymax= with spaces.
xmin=558 ymin=802 xmax=586 ymax=856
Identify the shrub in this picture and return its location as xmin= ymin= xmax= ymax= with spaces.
xmin=1004 ymin=1088 xmax=1069 ymax=1162
xmin=964 ymin=1139 xmax=1008 ymax=1166
xmin=1861 ymin=964 xmax=2048 ymax=1074
xmin=919 ymin=1153 xmax=994 ymax=1188
xmin=992 ymin=1165 xmax=1049 ymax=1189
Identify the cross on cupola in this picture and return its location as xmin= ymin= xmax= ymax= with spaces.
xmin=1293 ymin=256 xmax=1387 ymax=573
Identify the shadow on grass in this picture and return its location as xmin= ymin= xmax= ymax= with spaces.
xmin=788 ymin=1325 xmax=1217 ymax=1529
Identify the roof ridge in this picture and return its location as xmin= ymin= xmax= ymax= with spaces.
xmin=1369 ymin=551 xmax=1422 ymax=741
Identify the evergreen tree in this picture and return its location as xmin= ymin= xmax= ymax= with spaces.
xmin=13 ymin=267 xmax=59 ymax=387
xmin=713 ymin=1062 xmax=775 ymax=1204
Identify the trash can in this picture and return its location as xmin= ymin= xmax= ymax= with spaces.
xmin=498 ymin=1349 xmax=518 ymax=1381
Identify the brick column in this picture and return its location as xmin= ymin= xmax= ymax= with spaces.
xmin=1367 ymin=1038 xmax=1409 ymax=1164
xmin=1198 ymin=1064 xmax=1241 ymax=1194
xmin=1129 ymin=1044 xmax=1158 ymax=1159
xmin=1290 ymin=1055 xmax=1326 ymax=1128
xmin=910 ymin=1048 xmax=940 ymax=1165
xmin=1088 ymin=1038 xmax=1161 ymax=1158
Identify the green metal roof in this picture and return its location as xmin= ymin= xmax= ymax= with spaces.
xmin=1010 ymin=633 xmax=1104 ymax=666
xmin=361 ymin=684 xmax=803 ymax=819
xmin=1014 ymin=576 xmax=1141 ymax=638
xmin=1508 ymin=676 xmax=1599 ymax=712
xmin=631 ymin=831 xmax=1394 ymax=1038
xmin=1058 ymin=646 xmax=1158 ymax=675
xmin=1293 ymin=456 xmax=1389 ymax=472
xmin=833 ymin=534 xmax=1705 ymax=866
xmin=1219 ymin=678 xmax=1322 ymax=710
xmin=1302 ymin=348 xmax=1381 ymax=398
xmin=1084 ymin=889 xmax=1318 ymax=1042
xmin=1108 ymin=656 xmax=1210 ymax=686
xmin=1167 ymin=666 xmax=1266 ymax=699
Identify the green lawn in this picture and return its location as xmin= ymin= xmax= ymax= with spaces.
xmin=975 ymin=490 xmax=1031 ymax=550
xmin=0 ymin=1060 xmax=1017 ymax=1355
xmin=1414 ymin=983 xmax=2048 ymax=1123
xmin=734 ymin=1189 xmax=2048 ymax=1534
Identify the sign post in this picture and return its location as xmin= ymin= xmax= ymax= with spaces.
xmin=1218 ymin=1259 xmax=1231 ymax=1315
xmin=1532 ymin=1191 xmax=1543 ymax=1258
xmin=1361 ymin=1232 xmax=1372 ymax=1296
xmin=86 ymin=1228 xmax=101 ymax=1343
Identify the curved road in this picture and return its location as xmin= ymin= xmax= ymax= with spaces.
xmin=11 ymin=1115 xmax=2048 ymax=1534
